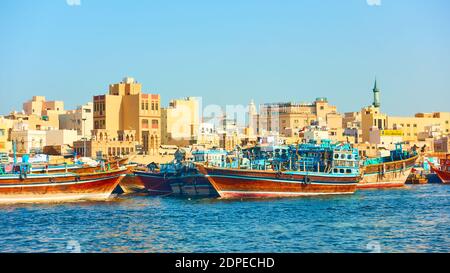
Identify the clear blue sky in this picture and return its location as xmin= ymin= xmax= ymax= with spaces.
xmin=1 ymin=0 xmax=449 ymax=116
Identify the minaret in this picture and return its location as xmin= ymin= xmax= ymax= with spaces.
xmin=372 ymin=78 xmax=380 ymax=108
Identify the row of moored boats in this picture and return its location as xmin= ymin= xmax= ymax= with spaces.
xmin=2 ymin=140 xmax=449 ymax=204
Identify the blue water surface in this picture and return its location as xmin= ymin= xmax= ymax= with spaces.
xmin=0 ymin=184 xmax=449 ymax=253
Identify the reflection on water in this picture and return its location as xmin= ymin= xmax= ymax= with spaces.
xmin=0 ymin=184 xmax=449 ymax=253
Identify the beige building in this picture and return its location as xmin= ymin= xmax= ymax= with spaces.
xmin=368 ymin=129 xmax=404 ymax=150
xmin=59 ymin=102 xmax=93 ymax=139
xmin=387 ymin=112 xmax=450 ymax=142
xmin=23 ymin=96 xmax=64 ymax=129
xmin=92 ymin=77 xmax=161 ymax=155
xmin=0 ymin=117 xmax=13 ymax=153
xmin=434 ymin=135 xmax=450 ymax=153
xmin=196 ymin=123 xmax=220 ymax=148
xmin=161 ymin=97 xmax=200 ymax=146
xmin=258 ymin=97 xmax=341 ymax=138
xmin=361 ymin=105 xmax=387 ymax=143
xmin=73 ymin=129 xmax=138 ymax=158
xmin=46 ymin=130 xmax=78 ymax=146
xmin=10 ymin=130 xmax=47 ymax=154
xmin=5 ymin=112 xmax=58 ymax=131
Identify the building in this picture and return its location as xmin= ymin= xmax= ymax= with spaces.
xmin=5 ymin=111 xmax=58 ymax=131
xmin=10 ymin=130 xmax=47 ymax=154
xmin=368 ymin=129 xmax=404 ymax=150
xmin=73 ymin=129 xmax=138 ymax=158
xmin=434 ymin=135 xmax=450 ymax=153
xmin=360 ymin=80 xmax=450 ymax=145
xmin=46 ymin=130 xmax=78 ymax=146
xmin=361 ymin=105 xmax=387 ymax=143
xmin=59 ymin=102 xmax=93 ymax=139
xmin=257 ymin=97 xmax=340 ymax=138
xmin=196 ymin=123 xmax=220 ymax=148
xmin=343 ymin=111 xmax=361 ymax=129
xmin=387 ymin=112 xmax=450 ymax=142
xmin=0 ymin=117 xmax=13 ymax=154
xmin=92 ymin=77 xmax=161 ymax=155
xmin=303 ymin=126 xmax=330 ymax=142
xmin=0 ymin=123 xmax=8 ymax=154
xmin=161 ymin=97 xmax=200 ymax=146
xmin=23 ymin=96 xmax=65 ymax=129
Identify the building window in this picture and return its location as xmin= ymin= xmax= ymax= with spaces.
xmin=152 ymin=119 xmax=159 ymax=129
xmin=151 ymin=102 xmax=155 ymax=111
xmin=142 ymin=119 xmax=149 ymax=129
xmin=155 ymin=103 xmax=159 ymax=111
xmin=145 ymin=102 xmax=149 ymax=110
xmin=141 ymin=102 xmax=145 ymax=110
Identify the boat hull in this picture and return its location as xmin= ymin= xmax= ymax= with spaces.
xmin=0 ymin=169 xmax=127 ymax=204
xmin=431 ymin=168 xmax=450 ymax=184
xmin=119 ymin=173 xmax=147 ymax=194
xmin=197 ymin=165 xmax=358 ymax=199
xmin=132 ymin=171 xmax=173 ymax=195
xmin=170 ymin=174 xmax=218 ymax=197
xmin=358 ymin=155 xmax=418 ymax=189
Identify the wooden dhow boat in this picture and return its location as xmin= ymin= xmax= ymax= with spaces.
xmin=120 ymin=149 xmax=226 ymax=197
xmin=29 ymin=157 xmax=129 ymax=174
xmin=428 ymin=154 xmax=450 ymax=184
xmin=0 ymin=164 xmax=128 ymax=204
xmin=358 ymin=144 xmax=418 ymax=189
xmin=196 ymin=142 xmax=361 ymax=199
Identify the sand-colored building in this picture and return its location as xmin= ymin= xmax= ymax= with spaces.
xmin=0 ymin=123 xmax=8 ymax=154
xmin=92 ymin=77 xmax=161 ymax=155
xmin=361 ymin=105 xmax=387 ymax=143
xmin=387 ymin=112 xmax=450 ymax=142
xmin=10 ymin=130 xmax=47 ymax=154
xmin=5 ymin=112 xmax=57 ymax=131
xmin=0 ymin=117 xmax=13 ymax=154
xmin=196 ymin=123 xmax=220 ymax=148
xmin=360 ymin=80 xmax=450 ymax=149
xmin=73 ymin=129 xmax=138 ymax=158
xmin=161 ymin=97 xmax=200 ymax=146
xmin=23 ymin=96 xmax=64 ymax=129
xmin=258 ymin=97 xmax=340 ymax=138
xmin=59 ymin=102 xmax=93 ymax=139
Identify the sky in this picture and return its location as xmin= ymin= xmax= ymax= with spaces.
xmin=0 ymin=0 xmax=449 ymax=116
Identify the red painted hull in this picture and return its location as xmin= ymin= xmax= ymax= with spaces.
xmin=196 ymin=165 xmax=358 ymax=199
xmin=132 ymin=171 xmax=173 ymax=195
xmin=430 ymin=166 xmax=450 ymax=184
xmin=0 ymin=168 xmax=127 ymax=204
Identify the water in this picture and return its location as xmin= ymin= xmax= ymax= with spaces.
xmin=0 ymin=184 xmax=449 ymax=253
